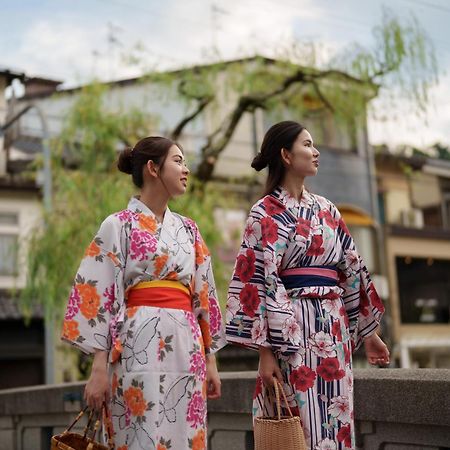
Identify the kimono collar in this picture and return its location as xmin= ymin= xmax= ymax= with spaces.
xmin=127 ymin=196 xmax=176 ymax=227
xmin=273 ymin=185 xmax=315 ymax=209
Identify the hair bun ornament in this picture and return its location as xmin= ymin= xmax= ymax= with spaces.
xmin=251 ymin=152 xmax=267 ymax=171
xmin=117 ymin=146 xmax=134 ymax=174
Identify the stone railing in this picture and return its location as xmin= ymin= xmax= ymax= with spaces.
xmin=0 ymin=369 xmax=449 ymax=450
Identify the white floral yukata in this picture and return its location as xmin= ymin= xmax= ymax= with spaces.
xmin=226 ymin=186 xmax=385 ymax=450
xmin=62 ymin=197 xmax=227 ymax=450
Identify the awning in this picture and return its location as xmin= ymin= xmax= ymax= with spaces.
xmin=338 ymin=206 xmax=374 ymax=226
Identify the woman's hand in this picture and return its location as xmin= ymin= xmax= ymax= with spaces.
xmin=258 ymin=346 xmax=283 ymax=387
xmin=364 ymin=333 xmax=390 ymax=366
xmin=84 ymin=350 xmax=109 ymax=410
xmin=206 ymin=353 xmax=221 ymax=400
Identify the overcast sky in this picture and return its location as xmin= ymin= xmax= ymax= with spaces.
xmin=1 ymin=0 xmax=450 ymax=149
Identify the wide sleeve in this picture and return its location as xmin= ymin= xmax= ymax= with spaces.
xmin=61 ymin=216 xmax=123 ymax=355
xmin=190 ymin=221 xmax=227 ymax=355
xmin=226 ymin=205 xmax=300 ymax=354
xmin=333 ymin=204 xmax=385 ymax=352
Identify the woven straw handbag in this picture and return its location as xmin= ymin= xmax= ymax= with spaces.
xmin=254 ymin=378 xmax=307 ymax=450
xmin=51 ymin=405 xmax=114 ymax=450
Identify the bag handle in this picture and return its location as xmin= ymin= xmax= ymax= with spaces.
xmin=63 ymin=403 xmax=114 ymax=449
xmin=272 ymin=378 xmax=294 ymax=420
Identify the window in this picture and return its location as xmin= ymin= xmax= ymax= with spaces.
xmin=0 ymin=213 xmax=19 ymax=276
xmin=396 ymin=256 xmax=450 ymax=324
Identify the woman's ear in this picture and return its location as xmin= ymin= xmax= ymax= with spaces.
xmin=280 ymin=148 xmax=291 ymax=166
xmin=146 ymin=160 xmax=159 ymax=178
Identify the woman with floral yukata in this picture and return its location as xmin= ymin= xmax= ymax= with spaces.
xmin=225 ymin=121 xmax=389 ymax=450
xmin=62 ymin=136 xmax=227 ymax=450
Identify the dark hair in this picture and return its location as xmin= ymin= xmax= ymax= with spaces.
xmin=117 ymin=136 xmax=180 ymax=188
xmin=251 ymin=120 xmax=306 ymax=195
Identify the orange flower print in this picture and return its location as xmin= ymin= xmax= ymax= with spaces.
xmin=198 ymin=317 xmax=212 ymax=349
xmin=154 ymin=254 xmax=169 ymax=277
xmin=126 ymin=306 xmax=139 ymax=319
xmin=85 ymin=240 xmax=101 ymax=257
xmin=107 ymin=251 xmax=120 ymax=266
xmin=62 ymin=319 xmax=79 ymax=341
xmin=111 ymin=338 xmax=123 ymax=364
xmin=166 ymin=271 xmax=178 ymax=280
xmin=78 ymin=283 xmax=100 ymax=320
xmin=192 ymin=429 xmax=206 ymax=450
xmin=138 ymin=214 xmax=157 ymax=234
xmin=159 ymin=338 xmax=166 ymax=351
xmin=199 ymin=283 xmax=209 ymax=310
xmin=111 ymin=373 xmax=119 ymax=396
xmin=156 ymin=444 xmax=167 ymax=450
xmin=117 ymin=446 xmax=128 ymax=450
xmin=124 ymin=386 xmax=147 ymax=417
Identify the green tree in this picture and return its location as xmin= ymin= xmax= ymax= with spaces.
xmin=20 ymin=83 xmax=226 ymax=322
xmin=139 ymin=9 xmax=436 ymax=181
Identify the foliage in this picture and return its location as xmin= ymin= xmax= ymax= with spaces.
xmin=126 ymin=10 xmax=439 ymax=181
xmin=20 ymin=84 xmax=227 ymax=321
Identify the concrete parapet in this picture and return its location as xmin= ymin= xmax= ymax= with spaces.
xmin=0 ymin=369 xmax=449 ymax=449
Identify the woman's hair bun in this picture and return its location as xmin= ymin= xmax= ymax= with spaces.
xmin=117 ymin=147 xmax=133 ymax=174
xmin=251 ymin=152 xmax=267 ymax=171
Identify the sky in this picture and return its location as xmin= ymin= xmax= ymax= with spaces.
xmin=1 ymin=0 xmax=450 ymax=149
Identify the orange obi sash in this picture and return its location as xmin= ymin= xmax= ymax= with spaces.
xmin=127 ymin=281 xmax=192 ymax=313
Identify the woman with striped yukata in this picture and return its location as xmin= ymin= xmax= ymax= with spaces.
xmin=225 ymin=121 xmax=389 ymax=450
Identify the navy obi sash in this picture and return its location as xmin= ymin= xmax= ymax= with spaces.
xmin=280 ymin=266 xmax=339 ymax=290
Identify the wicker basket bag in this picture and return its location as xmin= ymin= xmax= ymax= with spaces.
xmin=254 ymin=378 xmax=307 ymax=450
xmin=51 ymin=405 xmax=114 ymax=450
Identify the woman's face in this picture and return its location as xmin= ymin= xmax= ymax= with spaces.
xmin=282 ymin=128 xmax=320 ymax=178
xmin=159 ymin=145 xmax=190 ymax=197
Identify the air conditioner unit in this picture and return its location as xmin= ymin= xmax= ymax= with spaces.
xmin=400 ymin=209 xmax=424 ymax=228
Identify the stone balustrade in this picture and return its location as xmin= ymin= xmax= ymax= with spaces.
xmin=0 ymin=369 xmax=449 ymax=449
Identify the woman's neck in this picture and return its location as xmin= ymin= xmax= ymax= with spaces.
xmin=139 ymin=187 xmax=169 ymax=222
xmin=281 ymin=176 xmax=305 ymax=201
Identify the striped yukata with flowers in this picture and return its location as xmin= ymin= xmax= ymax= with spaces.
xmin=226 ymin=186 xmax=385 ymax=450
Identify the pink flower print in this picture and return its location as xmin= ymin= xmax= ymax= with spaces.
xmin=129 ymin=229 xmax=157 ymax=261
xmin=209 ymin=299 xmax=221 ymax=335
xmin=103 ymin=284 xmax=115 ymax=312
xmin=185 ymin=311 xmax=201 ymax=339
xmin=125 ymin=405 xmax=131 ymax=427
xmin=187 ymin=391 xmax=206 ymax=428
xmin=65 ymin=285 xmax=81 ymax=320
xmin=189 ymin=352 xmax=206 ymax=381
xmin=115 ymin=209 xmax=138 ymax=223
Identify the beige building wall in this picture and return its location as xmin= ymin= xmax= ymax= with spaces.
xmin=385 ymin=234 xmax=450 ymax=345
xmin=0 ymin=191 xmax=42 ymax=290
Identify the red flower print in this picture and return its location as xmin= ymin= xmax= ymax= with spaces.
xmin=263 ymin=196 xmax=285 ymax=215
xmin=338 ymin=269 xmax=348 ymax=284
xmin=337 ymin=424 xmax=352 ymax=447
xmin=296 ymin=217 xmax=311 ymax=238
xmin=235 ymin=249 xmax=256 ymax=283
xmin=306 ymin=234 xmax=325 ymax=256
xmin=289 ymin=365 xmax=317 ymax=391
xmin=316 ymin=357 xmax=345 ymax=382
xmin=359 ymin=286 xmax=370 ymax=317
xmin=318 ymin=209 xmax=339 ymax=229
xmin=239 ymin=284 xmax=261 ymax=318
xmin=369 ymin=286 xmax=385 ymax=313
xmin=343 ymin=344 xmax=351 ymax=364
xmin=339 ymin=306 xmax=349 ymax=327
xmin=331 ymin=320 xmax=342 ymax=342
xmin=260 ymin=217 xmax=278 ymax=247
xmin=254 ymin=376 xmax=263 ymax=399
